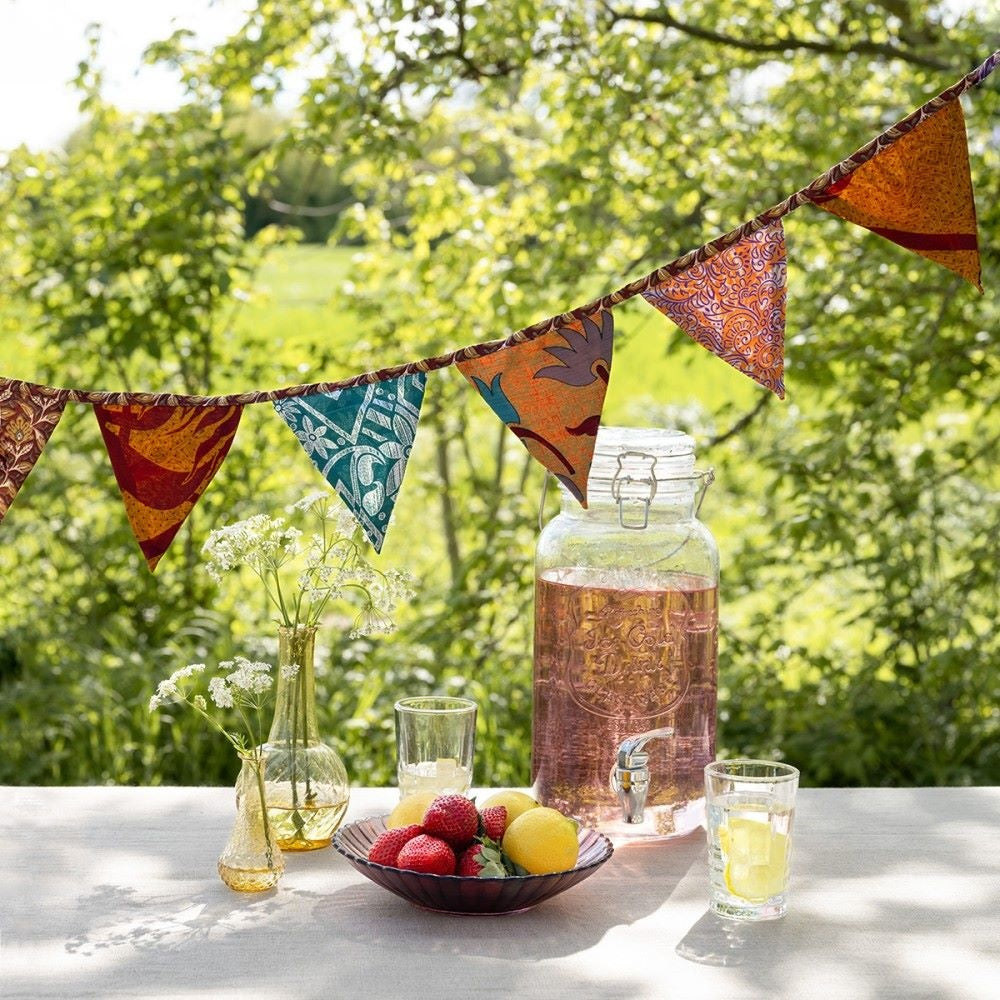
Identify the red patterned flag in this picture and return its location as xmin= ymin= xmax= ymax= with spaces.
xmin=457 ymin=309 xmax=614 ymax=504
xmin=809 ymin=100 xmax=981 ymax=290
xmin=0 ymin=379 xmax=67 ymax=521
xmin=641 ymin=223 xmax=787 ymax=397
xmin=94 ymin=403 xmax=242 ymax=571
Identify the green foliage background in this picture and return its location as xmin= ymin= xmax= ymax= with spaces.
xmin=0 ymin=2 xmax=997 ymax=789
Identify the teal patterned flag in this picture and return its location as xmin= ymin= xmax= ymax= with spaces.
xmin=274 ymin=373 xmax=426 ymax=551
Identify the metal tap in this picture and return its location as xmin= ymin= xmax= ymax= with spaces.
xmin=609 ymin=727 xmax=675 ymax=824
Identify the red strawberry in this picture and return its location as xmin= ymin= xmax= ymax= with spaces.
xmin=367 ymin=824 xmax=423 ymax=867
xmin=457 ymin=845 xmax=486 ymax=876
xmin=457 ymin=843 xmax=508 ymax=878
xmin=422 ymin=794 xmax=479 ymax=848
xmin=479 ymin=805 xmax=507 ymax=841
xmin=396 ymin=834 xmax=456 ymax=876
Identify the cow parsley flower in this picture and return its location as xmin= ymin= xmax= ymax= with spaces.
xmin=149 ymin=658 xmax=274 ymax=756
xmin=201 ymin=493 xmax=411 ymax=634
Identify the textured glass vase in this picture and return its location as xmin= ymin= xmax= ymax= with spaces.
xmin=260 ymin=625 xmax=350 ymax=851
xmin=218 ymin=753 xmax=285 ymax=892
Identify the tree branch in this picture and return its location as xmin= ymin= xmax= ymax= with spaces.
xmin=605 ymin=5 xmax=956 ymax=72
xmin=705 ymin=391 xmax=772 ymax=449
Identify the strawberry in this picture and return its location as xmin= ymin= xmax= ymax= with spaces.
xmin=457 ymin=845 xmax=487 ymax=876
xmin=367 ymin=824 xmax=423 ymax=867
xmin=457 ymin=843 xmax=508 ymax=878
xmin=421 ymin=794 xmax=479 ymax=848
xmin=396 ymin=834 xmax=457 ymax=876
xmin=479 ymin=805 xmax=507 ymax=841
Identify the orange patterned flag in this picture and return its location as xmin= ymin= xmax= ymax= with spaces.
xmin=457 ymin=309 xmax=614 ymax=504
xmin=641 ymin=223 xmax=787 ymax=397
xmin=94 ymin=403 xmax=242 ymax=571
xmin=0 ymin=379 xmax=67 ymax=521
xmin=809 ymin=100 xmax=981 ymax=290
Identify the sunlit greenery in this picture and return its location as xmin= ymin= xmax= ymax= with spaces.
xmin=0 ymin=2 xmax=997 ymax=789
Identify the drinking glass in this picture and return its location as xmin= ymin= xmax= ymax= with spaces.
xmin=705 ymin=759 xmax=799 ymax=920
xmin=394 ymin=697 xmax=477 ymax=799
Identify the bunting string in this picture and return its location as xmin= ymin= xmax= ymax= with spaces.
xmin=6 ymin=48 xmax=996 ymax=410
xmin=1 ymin=50 xmax=996 ymax=567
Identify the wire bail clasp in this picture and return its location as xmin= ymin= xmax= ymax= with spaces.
xmin=611 ymin=450 xmax=658 ymax=530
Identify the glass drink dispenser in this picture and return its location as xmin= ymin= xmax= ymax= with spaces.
xmin=533 ymin=426 xmax=719 ymax=840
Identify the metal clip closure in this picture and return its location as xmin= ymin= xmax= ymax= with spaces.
xmin=611 ymin=450 xmax=658 ymax=530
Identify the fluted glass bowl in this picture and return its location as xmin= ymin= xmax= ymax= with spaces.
xmin=333 ymin=815 xmax=614 ymax=914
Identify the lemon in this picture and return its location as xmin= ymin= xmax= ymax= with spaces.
xmin=479 ymin=790 xmax=541 ymax=826
xmin=502 ymin=806 xmax=579 ymax=874
xmin=386 ymin=791 xmax=438 ymax=829
xmin=722 ymin=818 xmax=788 ymax=901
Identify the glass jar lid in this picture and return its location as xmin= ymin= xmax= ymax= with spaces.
xmin=586 ymin=426 xmax=697 ymax=505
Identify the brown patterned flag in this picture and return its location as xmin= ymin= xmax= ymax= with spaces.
xmin=808 ymin=100 xmax=981 ymax=290
xmin=456 ymin=308 xmax=614 ymax=504
xmin=94 ymin=403 xmax=242 ymax=571
xmin=0 ymin=379 xmax=68 ymax=522
xmin=641 ymin=222 xmax=787 ymax=398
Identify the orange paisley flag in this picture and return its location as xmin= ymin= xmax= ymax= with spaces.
xmin=809 ymin=100 xmax=981 ymax=290
xmin=94 ymin=403 xmax=242 ymax=571
xmin=641 ymin=223 xmax=787 ymax=398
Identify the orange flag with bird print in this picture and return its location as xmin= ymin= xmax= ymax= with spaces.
xmin=457 ymin=309 xmax=614 ymax=504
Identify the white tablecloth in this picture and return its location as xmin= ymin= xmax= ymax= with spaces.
xmin=1 ymin=786 xmax=997 ymax=999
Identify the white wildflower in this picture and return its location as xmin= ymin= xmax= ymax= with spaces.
xmin=282 ymin=527 xmax=303 ymax=557
xmin=171 ymin=663 xmax=206 ymax=683
xmin=192 ymin=695 xmax=207 ymax=711
xmin=280 ymin=662 xmax=301 ymax=680
xmin=226 ymin=656 xmax=273 ymax=696
xmin=290 ymin=491 xmax=328 ymax=513
xmin=150 ymin=677 xmax=178 ymax=707
xmin=350 ymin=603 xmax=395 ymax=638
xmin=209 ymin=676 xmax=234 ymax=709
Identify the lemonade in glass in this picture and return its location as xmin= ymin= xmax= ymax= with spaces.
xmin=705 ymin=759 xmax=799 ymax=920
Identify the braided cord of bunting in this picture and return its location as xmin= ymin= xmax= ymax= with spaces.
xmin=4 ymin=48 xmax=996 ymax=410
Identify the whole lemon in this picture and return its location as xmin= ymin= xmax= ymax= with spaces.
xmin=479 ymin=790 xmax=541 ymax=826
xmin=386 ymin=791 xmax=438 ymax=829
xmin=502 ymin=806 xmax=580 ymax=875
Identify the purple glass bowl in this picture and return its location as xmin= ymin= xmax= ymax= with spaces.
xmin=333 ymin=815 xmax=614 ymax=915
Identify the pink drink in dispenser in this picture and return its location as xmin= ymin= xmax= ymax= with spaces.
xmin=533 ymin=427 xmax=718 ymax=840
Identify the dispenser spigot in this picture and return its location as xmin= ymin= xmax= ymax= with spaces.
xmin=609 ymin=727 xmax=675 ymax=824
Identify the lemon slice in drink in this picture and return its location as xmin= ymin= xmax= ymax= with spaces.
xmin=722 ymin=818 xmax=788 ymax=901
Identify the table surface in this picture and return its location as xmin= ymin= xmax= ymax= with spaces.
xmin=1 ymin=786 xmax=998 ymax=1000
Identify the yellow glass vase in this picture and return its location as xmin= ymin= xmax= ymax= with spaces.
xmin=218 ymin=752 xmax=285 ymax=892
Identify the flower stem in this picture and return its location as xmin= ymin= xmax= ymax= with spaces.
xmin=251 ymin=753 xmax=276 ymax=868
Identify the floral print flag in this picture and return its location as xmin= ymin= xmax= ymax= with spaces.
xmin=809 ymin=101 xmax=981 ymax=290
xmin=641 ymin=223 xmax=787 ymax=398
xmin=0 ymin=379 xmax=67 ymax=522
xmin=457 ymin=308 xmax=614 ymax=504
xmin=273 ymin=373 xmax=426 ymax=552
xmin=94 ymin=403 xmax=243 ymax=571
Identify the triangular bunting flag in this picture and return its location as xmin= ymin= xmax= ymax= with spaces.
xmin=642 ymin=223 xmax=787 ymax=398
xmin=273 ymin=373 xmax=427 ymax=552
xmin=0 ymin=379 xmax=67 ymax=522
xmin=457 ymin=308 xmax=614 ymax=504
xmin=809 ymin=100 xmax=981 ymax=290
xmin=94 ymin=403 xmax=242 ymax=571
